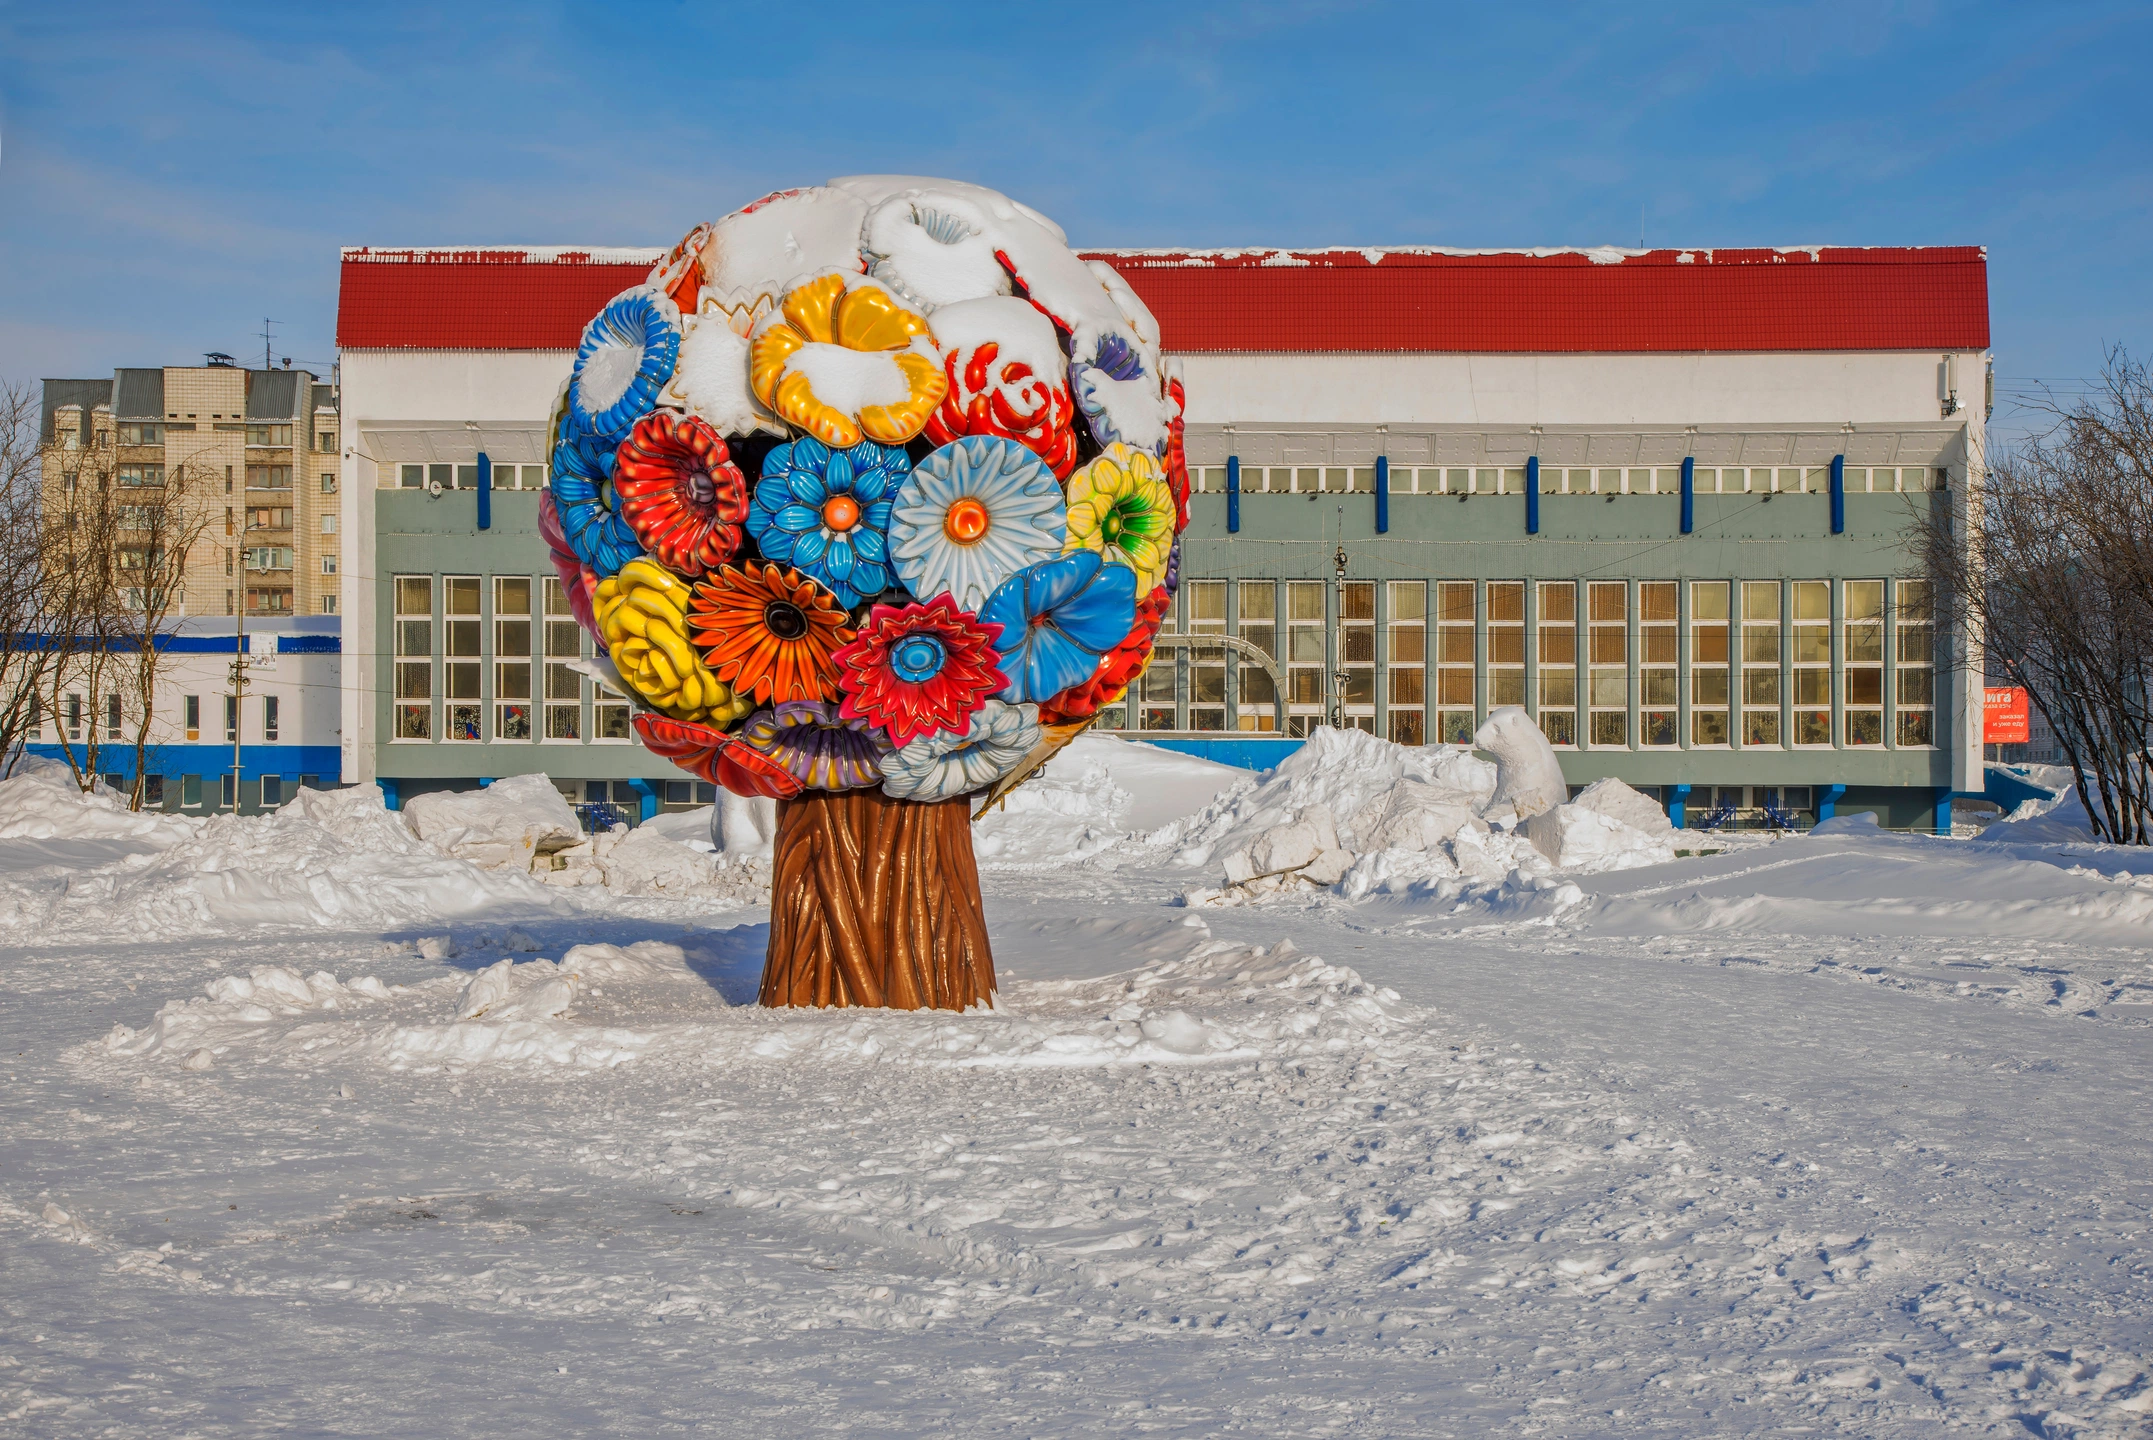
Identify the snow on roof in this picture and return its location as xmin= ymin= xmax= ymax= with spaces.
xmin=336 ymin=243 xmax=1989 ymax=355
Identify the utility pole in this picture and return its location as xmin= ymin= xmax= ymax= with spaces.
xmin=229 ymin=573 xmax=246 ymax=813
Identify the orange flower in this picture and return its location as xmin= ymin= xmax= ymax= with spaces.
xmin=687 ymin=561 xmax=855 ymax=706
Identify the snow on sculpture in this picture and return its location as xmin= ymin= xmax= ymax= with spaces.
xmin=547 ymin=179 xmax=1190 ymax=1011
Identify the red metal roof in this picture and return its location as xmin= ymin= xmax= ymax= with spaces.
xmin=338 ymin=244 xmax=1988 ymax=354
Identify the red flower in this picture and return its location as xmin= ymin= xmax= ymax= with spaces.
xmin=1163 ymin=375 xmax=1190 ymax=532
xmin=924 ymin=340 xmax=1080 ymax=480
xmin=613 ymin=411 xmax=751 ymax=577
xmin=631 ymin=711 xmax=805 ymax=800
xmin=1038 ymin=585 xmax=1172 ymax=725
xmin=686 ymin=562 xmax=854 ymax=706
xmin=831 ymin=596 xmax=1007 ymax=748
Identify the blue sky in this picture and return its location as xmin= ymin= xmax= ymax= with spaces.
xmin=1 ymin=0 xmax=2145 ymax=416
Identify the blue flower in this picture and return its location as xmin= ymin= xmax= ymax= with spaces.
xmin=888 ymin=436 xmax=1065 ymax=613
xmin=549 ymin=421 xmax=643 ymax=576
xmin=567 ymin=286 xmax=681 ymax=448
xmin=746 ymin=437 xmax=907 ymax=608
xmin=977 ymin=549 xmax=1137 ymax=702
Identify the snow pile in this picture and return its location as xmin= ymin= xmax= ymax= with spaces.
xmin=103 ymin=941 xmax=698 ymax=1071
xmin=1979 ymin=784 xmax=2098 ymax=845
xmin=972 ymin=734 xmax=1251 ymax=869
xmin=0 ymin=763 xmax=198 ymax=844
xmin=1169 ymin=725 xmax=1674 ymax=906
xmin=0 ymin=782 xmax=570 ymax=940
xmin=401 ymin=775 xmax=582 ymax=871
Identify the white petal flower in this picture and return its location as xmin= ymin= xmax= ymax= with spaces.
xmin=877 ymin=699 xmax=1040 ymax=803
xmin=888 ymin=437 xmax=1065 ymax=613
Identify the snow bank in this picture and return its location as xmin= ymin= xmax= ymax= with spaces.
xmin=0 ymin=763 xmax=199 ymax=844
xmin=1524 ymin=777 xmax=1676 ymax=870
xmin=401 ymin=775 xmax=581 ymax=870
xmin=0 ymin=782 xmax=572 ymax=940
xmin=972 ymin=734 xmax=1250 ymax=869
xmin=1475 ymin=705 xmax=1567 ymax=821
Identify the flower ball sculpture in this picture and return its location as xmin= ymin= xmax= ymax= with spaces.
xmin=548 ymin=178 xmax=1189 ymax=1012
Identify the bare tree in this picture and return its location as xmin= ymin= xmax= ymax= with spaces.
xmin=0 ymin=382 xmax=59 ymax=777
xmin=109 ymin=458 xmax=214 ymax=809
xmin=1920 ymin=349 xmax=2153 ymax=844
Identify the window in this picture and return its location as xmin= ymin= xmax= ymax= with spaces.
xmin=394 ymin=574 xmax=434 ymax=740
xmin=245 ymin=465 xmax=292 ymax=489
xmin=457 ymin=464 xmax=482 ymax=490
xmin=1185 ymin=580 xmax=1226 ymax=732
xmin=1741 ymin=581 xmax=1782 ymax=747
xmin=445 ymin=576 xmax=483 ymax=742
xmin=65 ymin=692 xmax=83 ymax=740
xmin=321 ymin=555 xmax=337 ymax=575
xmin=1587 ymin=582 xmax=1627 ymax=747
xmin=1487 ymin=582 xmax=1525 ymax=710
xmin=321 ymin=473 xmax=337 ymax=493
xmin=247 ymin=507 xmax=292 ymax=529
xmin=224 ymin=693 xmax=238 ymax=742
xmin=1843 ymin=580 xmax=1885 ymax=746
xmin=321 ymin=514 xmax=337 ymax=534
xmin=1535 ymin=581 xmax=1576 ymax=747
xmin=181 ymin=774 xmax=202 ymax=808
xmin=1792 ymin=581 xmax=1831 ymax=745
xmin=222 ymin=774 xmax=236 ymax=808
xmin=264 ymin=694 xmax=279 ymax=742
xmin=496 ymin=576 xmax=533 ymax=740
xmin=184 ymin=694 xmax=200 ymax=741
xmin=1285 ymin=580 xmax=1326 ymax=736
xmin=142 ymin=774 xmax=164 ymax=807
xmin=245 ymin=424 xmax=292 ymax=446
xmin=317 ymin=432 xmax=334 ymax=453
xmin=1435 ymin=581 xmax=1476 ymax=744
xmin=1235 ymin=581 xmax=1277 ymax=732
xmin=1338 ymin=581 xmax=1376 ymax=734
xmin=320 ymin=595 xmax=337 ymax=615
xmin=1690 ymin=582 xmax=1730 ymax=746
xmin=595 ymin=684 xmax=631 ymax=741
xmin=260 ymin=775 xmax=283 ymax=807
xmin=1895 ymin=579 xmax=1934 ymax=746
xmin=544 ymin=576 xmax=582 ymax=740
xmin=400 ymin=464 xmax=425 ymax=489
xmin=1386 ymin=581 xmax=1425 ymax=744
xmin=117 ymin=465 xmax=164 ymax=487
xmin=105 ymin=691 xmax=123 ymax=740
xmin=119 ymin=422 xmax=160 ymax=445
xmin=244 ymin=547 xmax=294 ymax=572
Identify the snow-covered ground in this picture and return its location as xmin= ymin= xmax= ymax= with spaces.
xmin=3 ymin=736 xmax=2149 ymax=1437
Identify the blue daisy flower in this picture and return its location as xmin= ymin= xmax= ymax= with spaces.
xmin=567 ymin=286 xmax=681 ymax=448
xmin=746 ymin=437 xmax=908 ymax=608
xmin=977 ymin=549 xmax=1138 ymax=703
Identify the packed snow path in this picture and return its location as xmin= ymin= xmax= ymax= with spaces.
xmin=3 ymin=792 xmax=2151 ymax=1433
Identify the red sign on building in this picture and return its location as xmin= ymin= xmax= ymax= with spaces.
xmin=1985 ymin=687 xmax=2031 ymax=744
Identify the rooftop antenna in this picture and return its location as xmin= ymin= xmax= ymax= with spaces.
xmin=259 ymin=318 xmax=280 ymax=371
xmin=204 ymin=352 xmax=236 ymax=368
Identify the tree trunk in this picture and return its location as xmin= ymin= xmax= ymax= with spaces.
xmin=761 ymin=787 xmax=996 ymax=1011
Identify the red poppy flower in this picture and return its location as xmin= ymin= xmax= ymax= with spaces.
xmin=1163 ymin=376 xmax=1190 ymax=531
xmin=686 ymin=561 xmax=854 ymax=706
xmin=1038 ymin=585 xmax=1172 ymax=725
xmin=612 ymin=411 xmax=750 ymax=577
xmin=831 ymin=595 xmax=1008 ymax=748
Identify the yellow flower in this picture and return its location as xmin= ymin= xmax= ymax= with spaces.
xmin=593 ymin=559 xmax=752 ymax=726
xmin=749 ymin=272 xmax=947 ymax=448
xmin=1062 ymin=443 xmax=1174 ymax=594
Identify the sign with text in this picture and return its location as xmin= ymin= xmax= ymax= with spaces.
xmin=1984 ymin=687 xmax=2030 ymax=744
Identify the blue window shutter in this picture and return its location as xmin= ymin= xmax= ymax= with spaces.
xmin=1226 ymin=455 xmax=1241 ymax=534
xmin=1374 ymin=456 xmax=1390 ymax=534
xmin=1680 ymin=455 xmax=1695 ymax=535
xmin=477 ymin=452 xmax=492 ymax=531
xmin=1525 ymin=456 xmax=1539 ymax=535
xmin=1829 ymin=454 xmax=1845 ymax=535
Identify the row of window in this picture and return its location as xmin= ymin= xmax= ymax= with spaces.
xmin=31 ymin=692 xmax=284 ymax=744
xmin=1191 ymin=466 xmax=1938 ymax=496
xmin=393 ymin=574 xmax=618 ymax=742
xmin=395 ymin=463 xmax=547 ymax=491
xmin=1102 ymin=576 xmax=1937 ymax=751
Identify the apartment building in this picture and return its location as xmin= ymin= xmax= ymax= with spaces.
xmin=40 ymin=364 xmax=342 ymax=618
xmin=335 ymin=241 xmax=1987 ymax=832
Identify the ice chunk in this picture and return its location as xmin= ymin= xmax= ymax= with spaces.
xmin=1567 ymin=777 xmax=1674 ymax=838
xmin=1475 ymin=706 xmax=1567 ymax=821
xmin=403 ymin=775 xmax=582 ymax=871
